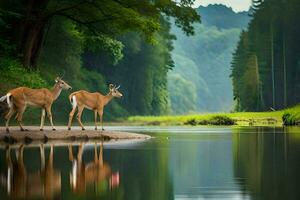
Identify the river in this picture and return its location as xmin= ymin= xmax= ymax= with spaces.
xmin=0 ymin=126 xmax=299 ymax=200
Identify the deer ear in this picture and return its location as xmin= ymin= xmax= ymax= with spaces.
xmin=55 ymin=77 xmax=60 ymax=82
xmin=109 ymin=84 xmax=114 ymax=90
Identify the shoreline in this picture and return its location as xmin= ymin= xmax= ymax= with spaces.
xmin=0 ymin=126 xmax=151 ymax=146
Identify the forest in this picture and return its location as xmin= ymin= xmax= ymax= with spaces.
xmin=0 ymin=0 xmax=199 ymax=123
xmin=231 ymin=0 xmax=300 ymax=111
xmin=169 ymin=4 xmax=249 ymax=113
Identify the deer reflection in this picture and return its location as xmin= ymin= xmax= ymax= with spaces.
xmin=68 ymin=142 xmax=119 ymax=194
xmin=1 ymin=145 xmax=61 ymax=199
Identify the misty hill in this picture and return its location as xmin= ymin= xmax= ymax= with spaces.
xmin=198 ymin=4 xmax=249 ymax=29
xmin=168 ymin=4 xmax=250 ymax=113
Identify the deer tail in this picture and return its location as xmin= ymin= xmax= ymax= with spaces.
xmin=69 ymin=93 xmax=77 ymax=108
xmin=0 ymin=93 xmax=12 ymax=108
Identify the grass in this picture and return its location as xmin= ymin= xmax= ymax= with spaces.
xmin=127 ymin=105 xmax=300 ymax=126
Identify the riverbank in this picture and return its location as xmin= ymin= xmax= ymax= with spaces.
xmin=0 ymin=126 xmax=151 ymax=146
xmin=126 ymin=105 xmax=300 ymax=126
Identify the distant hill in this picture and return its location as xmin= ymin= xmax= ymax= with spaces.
xmin=197 ymin=4 xmax=250 ymax=29
xmin=168 ymin=4 xmax=250 ymax=113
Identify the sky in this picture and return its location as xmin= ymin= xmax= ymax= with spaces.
xmin=193 ymin=0 xmax=252 ymax=12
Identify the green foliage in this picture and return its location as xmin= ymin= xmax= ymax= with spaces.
xmin=282 ymin=110 xmax=300 ymax=126
xmin=169 ymin=5 xmax=250 ymax=113
xmin=0 ymin=57 xmax=47 ymax=91
xmin=207 ymin=115 xmax=236 ymax=125
xmin=231 ymin=0 xmax=300 ymax=111
xmin=168 ymin=73 xmax=197 ymax=114
xmin=0 ymin=0 xmax=199 ymax=67
xmin=0 ymin=1 xmax=200 ymax=123
xmin=84 ymin=19 xmax=174 ymax=116
xmin=184 ymin=115 xmax=235 ymax=125
xmin=84 ymin=35 xmax=124 ymax=65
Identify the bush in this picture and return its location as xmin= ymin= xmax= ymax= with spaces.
xmin=282 ymin=112 xmax=300 ymax=126
xmin=184 ymin=119 xmax=197 ymax=126
xmin=0 ymin=57 xmax=47 ymax=92
xmin=209 ymin=115 xmax=236 ymax=125
xmin=184 ymin=115 xmax=236 ymax=126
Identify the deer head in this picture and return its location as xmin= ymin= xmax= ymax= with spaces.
xmin=109 ymin=84 xmax=123 ymax=98
xmin=55 ymin=77 xmax=72 ymax=90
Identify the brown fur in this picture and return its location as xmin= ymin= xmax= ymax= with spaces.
xmin=68 ymin=84 xmax=122 ymax=131
xmin=3 ymin=77 xmax=71 ymax=132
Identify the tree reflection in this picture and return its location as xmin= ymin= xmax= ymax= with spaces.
xmin=233 ymin=127 xmax=300 ymax=200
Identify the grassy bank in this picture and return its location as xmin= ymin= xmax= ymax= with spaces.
xmin=127 ymin=105 xmax=300 ymax=126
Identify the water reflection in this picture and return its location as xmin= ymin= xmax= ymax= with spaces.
xmin=0 ymin=142 xmax=119 ymax=199
xmin=1 ymin=144 xmax=61 ymax=199
xmin=68 ymin=143 xmax=119 ymax=194
xmin=233 ymin=127 xmax=300 ymax=200
xmin=0 ymin=127 xmax=300 ymax=200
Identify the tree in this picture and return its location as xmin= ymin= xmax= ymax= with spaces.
xmin=0 ymin=0 xmax=199 ymax=68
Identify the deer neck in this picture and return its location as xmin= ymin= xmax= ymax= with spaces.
xmin=103 ymin=92 xmax=114 ymax=106
xmin=51 ymin=83 xmax=62 ymax=100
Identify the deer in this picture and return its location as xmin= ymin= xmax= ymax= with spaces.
xmin=0 ymin=77 xmax=72 ymax=132
xmin=68 ymin=84 xmax=123 ymax=131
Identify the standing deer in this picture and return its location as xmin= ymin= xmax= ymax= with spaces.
xmin=0 ymin=77 xmax=72 ymax=132
xmin=68 ymin=84 xmax=123 ymax=131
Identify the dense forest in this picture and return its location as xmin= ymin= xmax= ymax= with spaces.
xmin=169 ymin=5 xmax=249 ymax=113
xmin=231 ymin=0 xmax=300 ymax=111
xmin=0 ymin=0 xmax=199 ymax=122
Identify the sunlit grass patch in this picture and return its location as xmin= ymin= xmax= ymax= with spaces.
xmin=127 ymin=105 xmax=300 ymax=126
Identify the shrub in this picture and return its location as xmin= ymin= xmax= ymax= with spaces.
xmin=184 ymin=119 xmax=197 ymax=126
xmin=209 ymin=115 xmax=236 ymax=125
xmin=0 ymin=57 xmax=47 ymax=91
xmin=184 ymin=115 xmax=236 ymax=126
xmin=282 ymin=112 xmax=300 ymax=126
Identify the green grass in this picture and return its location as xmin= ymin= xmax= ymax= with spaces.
xmin=127 ymin=105 xmax=300 ymax=126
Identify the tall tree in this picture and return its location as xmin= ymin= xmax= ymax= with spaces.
xmin=0 ymin=0 xmax=199 ymax=68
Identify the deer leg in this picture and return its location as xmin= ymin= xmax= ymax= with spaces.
xmin=98 ymin=110 xmax=104 ymax=131
xmin=77 ymin=143 xmax=84 ymax=163
xmin=99 ymin=142 xmax=103 ymax=167
xmin=40 ymin=144 xmax=45 ymax=171
xmin=76 ymin=106 xmax=85 ymax=130
xmin=46 ymin=106 xmax=56 ymax=131
xmin=17 ymin=145 xmax=25 ymax=168
xmin=16 ymin=106 xmax=27 ymax=131
xmin=6 ymin=146 xmax=13 ymax=195
xmin=94 ymin=110 xmax=98 ymax=130
xmin=5 ymin=107 xmax=15 ymax=133
xmin=40 ymin=108 xmax=46 ymax=131
xmin=6 ymin=146 xmax=12 ymax=167
xmin=68 ymin=104 xmax=77 ymax=131
xmin=48 ymin=145 xmax=54 ymax=168
xmin=68 ymin=145 xmax=74 ymax=162
xmin=94 ymin=143 xmax=98 ymax=163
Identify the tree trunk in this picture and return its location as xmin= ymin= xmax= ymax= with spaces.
xmin=21 ymin=21 xmax=46 ymax=68
xmin=283 ymin=32 xmax=287 ymax=107
xmin=270 ymin=22 xmax=275 ymax=110
xmin=14 ymin=0 xmax=50 ymax=69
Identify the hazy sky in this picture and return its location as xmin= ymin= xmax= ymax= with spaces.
xmin=194 ymin=0 xmax=252 ymax=12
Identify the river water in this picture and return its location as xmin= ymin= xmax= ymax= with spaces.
xmin=0 ymin=126 xmax=299 ymax=200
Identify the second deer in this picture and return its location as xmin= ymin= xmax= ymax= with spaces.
xmin=68 ymin=84 xmax=123 ymax=131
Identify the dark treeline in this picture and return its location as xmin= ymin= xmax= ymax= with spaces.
xmin=0 ymin=0 xmax=199 ymax=122
xmin=231 ymin=0 xmax=300 ymax=111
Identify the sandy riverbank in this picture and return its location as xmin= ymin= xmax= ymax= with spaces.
xmin=0 ymin=126 xmax=151 ymax=146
